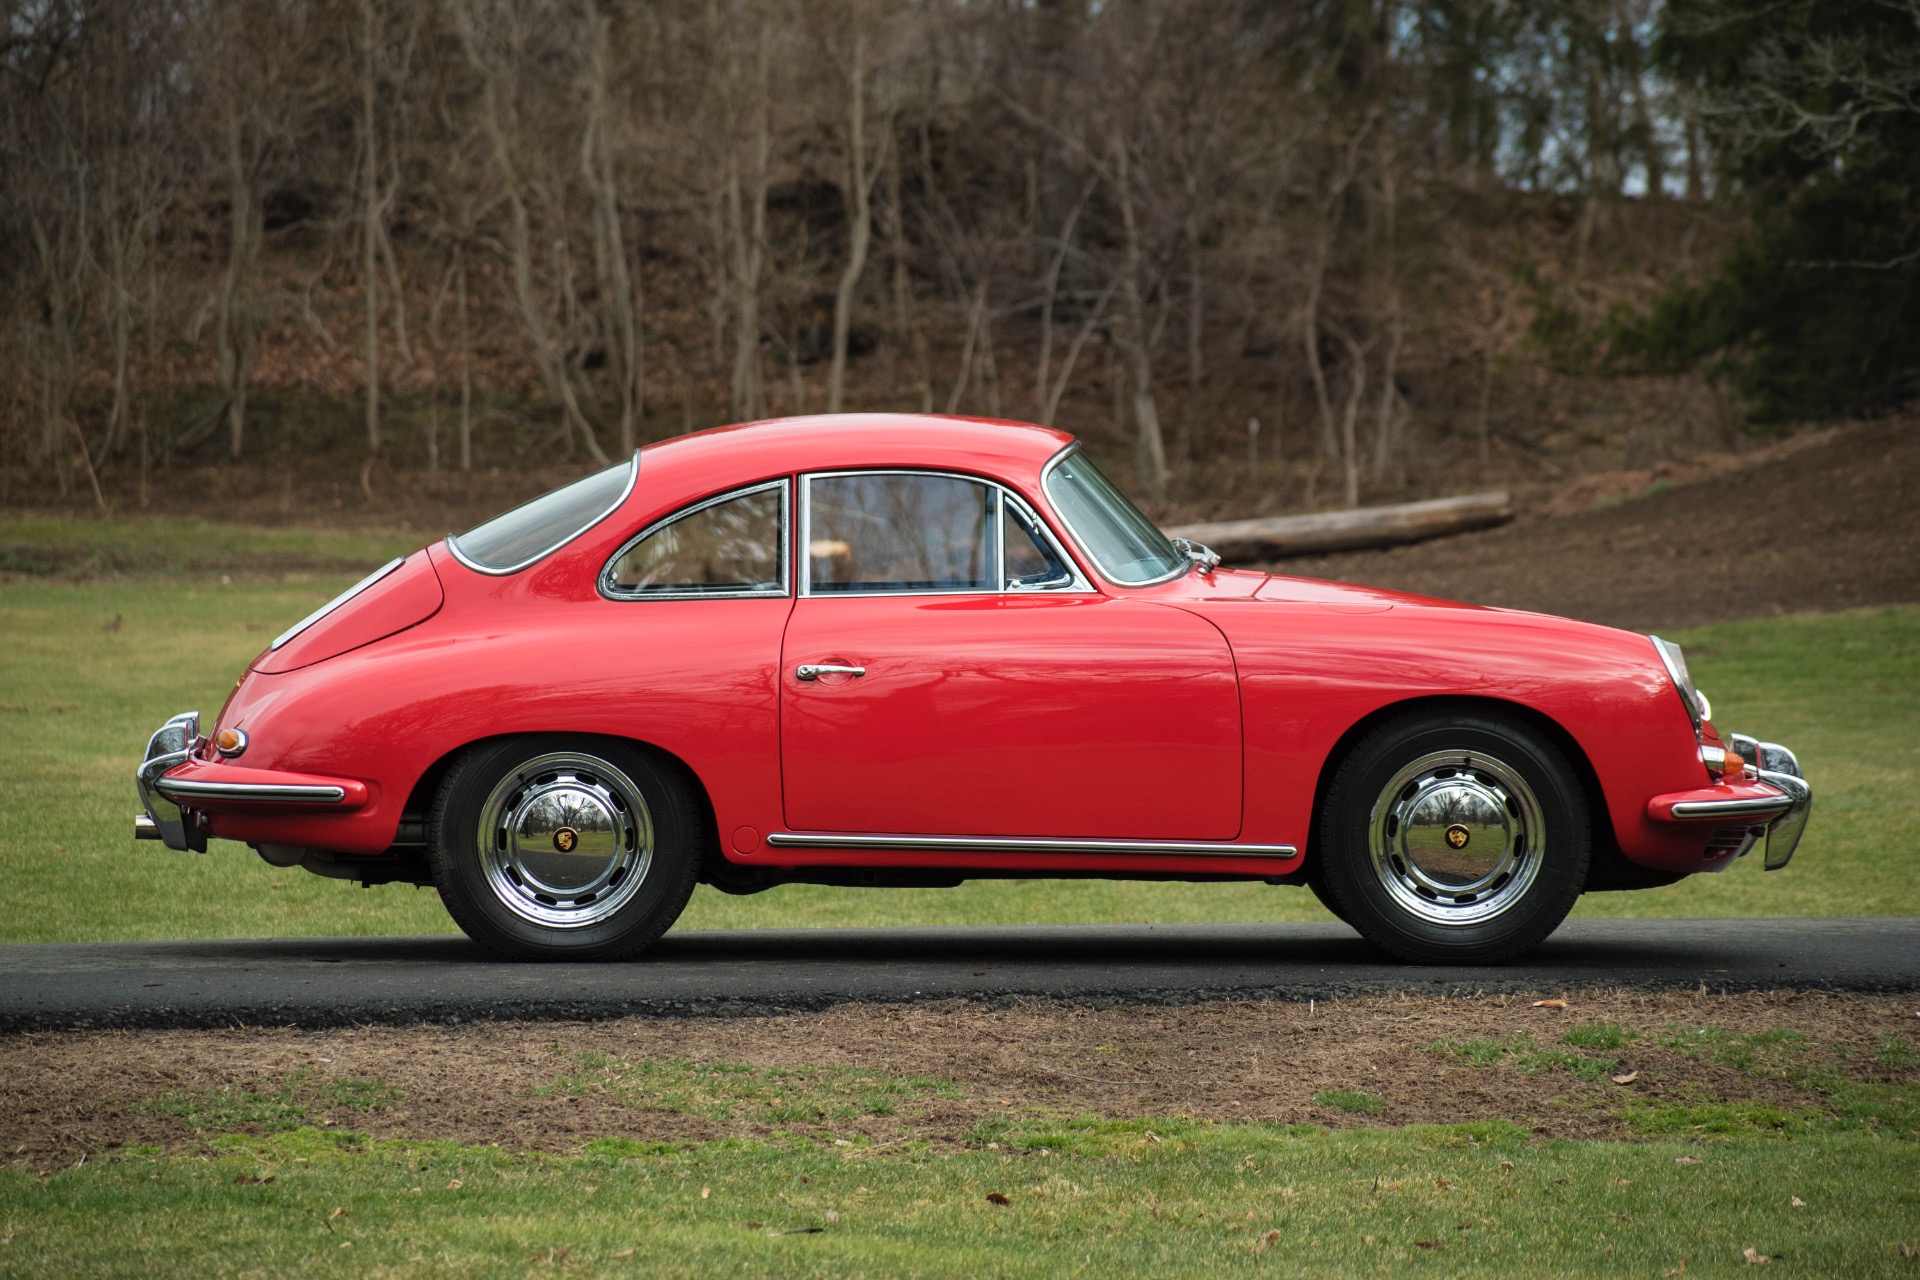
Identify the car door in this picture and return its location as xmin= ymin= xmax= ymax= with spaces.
xmin=779 ymin=469 xmax=1242 ymax=841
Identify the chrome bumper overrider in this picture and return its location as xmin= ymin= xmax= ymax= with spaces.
xmin=1645 ymin=737 xmax=1812 ymax=871
xmin=1733 ymin=736 xmax=1813 ymax=872
xmin=134 ymin=710 xmax=207 ymax=852
xmin=135 ymin=711 xmax=365 ymax=852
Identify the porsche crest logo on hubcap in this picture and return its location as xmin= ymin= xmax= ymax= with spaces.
xmin=553 ymin=827 xmax=579 ymax=854
xmin=1444 ymin=824 xmax=1471 ymax=850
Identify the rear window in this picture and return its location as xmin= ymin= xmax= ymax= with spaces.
xmin=447 ymin=456 xmax=636 ymax=574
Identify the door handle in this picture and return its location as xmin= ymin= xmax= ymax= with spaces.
xmin=795 ymin=663 xmax=866 ymax=682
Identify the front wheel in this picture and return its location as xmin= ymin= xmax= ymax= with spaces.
xmin=1315 ymin=710 xmax=1590 ymax=964
xmin=429 ymin=737 xmax=702 ymax=960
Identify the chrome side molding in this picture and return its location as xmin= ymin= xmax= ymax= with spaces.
xmin=153 ymin=778 xmax=348 ymax=804
xmin=764 ymin=832 xmax=1297 ymax=859
xmin=1667 ymin=794 xmax=1795 ymax=821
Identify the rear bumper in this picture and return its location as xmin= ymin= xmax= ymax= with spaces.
xmin=134 ymin=710 xmax=367 ymax=853
xmin=1646 ymin=739 xmax=1812 ymax=871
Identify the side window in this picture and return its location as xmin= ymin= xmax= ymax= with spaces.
xmin=1003 ymin=498 xmax=1075 ymax=590
xmin=807 ymin=473 xmax=994 ymax=594
xmin=603 ymin=481 xmax=786 ymax=597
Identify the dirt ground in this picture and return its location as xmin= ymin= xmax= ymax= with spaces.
xmin=4 ymin=992 xmax=1914 ymax=1169
xmin=1276 ymin=415 xmax=1920 ymax=631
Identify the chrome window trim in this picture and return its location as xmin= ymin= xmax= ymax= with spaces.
xmin=1039 ymin=443 xmax=1190 ymax=588
xmin=598 ymin=478 xmax=791 ymax=601
xmin=1000 ymin=488 xmax=1091 ymax=593
xmin=764 ymin=832 xmax=1296 ymax=859
xmin=445 ymin=450 xmax=640 ymax=577
xmin=271 ymin=556 xmax=406 ymax=651
xmin=799 ymin=468 xmax=1094 ymax=599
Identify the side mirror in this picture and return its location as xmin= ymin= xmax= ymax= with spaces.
xmin=1169 ymin=537 xmax=1220 ymax=573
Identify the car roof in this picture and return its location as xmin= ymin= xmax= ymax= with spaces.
xmin=637 ymin=413 xmax=1077 ymax=492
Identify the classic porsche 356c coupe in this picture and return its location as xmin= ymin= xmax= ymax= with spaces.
xmin=134 ymin=414 xmax=1811 ymax=963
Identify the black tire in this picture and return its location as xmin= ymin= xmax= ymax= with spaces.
xmin=429 ymin=736 xmax=702 ymax=960
xmin=1305 ymin=873 xmax=1351 ymax=926
xmin=1314 ymin=709 xmax=1590 ymax=964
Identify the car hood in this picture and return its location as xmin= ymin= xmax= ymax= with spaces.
xmin=1252 ymin=573 xmax=1482 ymax=610
xmin=1159 ymin=566 xmax=1480 ymax=612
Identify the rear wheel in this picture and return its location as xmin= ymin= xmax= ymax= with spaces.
xmin=429 ymin=737 xmax=701 ymax=960
xmin=1315 ymin=709 xmax=1589 ymax=964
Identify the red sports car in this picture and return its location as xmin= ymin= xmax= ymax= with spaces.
xmin=134 ymin=414 xmax=1811 ymax=963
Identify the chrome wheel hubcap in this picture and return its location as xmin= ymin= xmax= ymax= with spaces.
xmin=1368 ymin=749 xmax=1543 ymax=926
xmin=477 ymin=752 xmax=653 ymax=929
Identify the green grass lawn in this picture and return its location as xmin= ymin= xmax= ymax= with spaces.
xmin=1 ymin=512 xmax=1913 ymax=943
xmin=3 ymin=1121 xmax=1914 ymax=1277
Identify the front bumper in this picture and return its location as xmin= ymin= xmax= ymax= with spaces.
xmin=134 ymin=710 xmax=367 ymax=853
xmin=1646 ymin=738 xmax=1812 ymax=871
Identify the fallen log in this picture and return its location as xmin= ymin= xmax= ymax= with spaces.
xmin=1166 ymin=490 xmax=1513 ymax=561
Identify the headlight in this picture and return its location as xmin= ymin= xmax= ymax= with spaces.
xmin=1650 ymin=635 xmax=1707 ymax=735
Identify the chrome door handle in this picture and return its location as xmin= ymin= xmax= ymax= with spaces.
xmin=795 ymin=663 xmax=866 ymax=681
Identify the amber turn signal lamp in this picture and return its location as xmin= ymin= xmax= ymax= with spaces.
xmin=1700 ymin=744 xmax=1727 ymax=778
xmin=214 ymin=727 xmax=248 ymax=758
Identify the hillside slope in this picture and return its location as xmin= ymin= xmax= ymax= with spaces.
xmin=1276 ymin=417 xmax=1920 ymax=631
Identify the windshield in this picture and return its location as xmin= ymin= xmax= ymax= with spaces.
xmin=1042 ymin=449 xmax=1187 ymax=585
xmin=448 ymin=455 xmax=636 ymax=574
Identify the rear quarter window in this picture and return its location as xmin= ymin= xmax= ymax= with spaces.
xmin=447 ymin=456 xmax=637 ymax=574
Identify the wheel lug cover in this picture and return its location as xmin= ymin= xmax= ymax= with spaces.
xmin=477 ymin=753 xmax=655 ymax=929
xmin=1370 ymin=751 xmax=1543 ymax=926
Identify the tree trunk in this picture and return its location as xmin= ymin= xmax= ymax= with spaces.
xmin=722 ymin=15 xmax=772 ymax=421
xmin=455 ymin=3 xmax=608 ymax=464
xmin=828 ymin=27 xmax=873 ymax=414
xmin=581 ymin=6 xmax=641 ymax=454
xmin=217 ymin=111 xmax=259 ymax=461
xmin=1035 ymin=177 xmax=1093 ymax=421
xmin=1110 ymin=130 xmax=1168 ymax=500
xmin=1165 ymin=491 xmax=1514 ymax=560
xmin=455 ymin=251 xmax=473 ymax=471
xmin=1332 ymin=322 xmax=1366 ymax=508
xmin=884 ymin=120 xmax=929 ymax=411
xmin=361 ymin=0 xmax=381 ymax=454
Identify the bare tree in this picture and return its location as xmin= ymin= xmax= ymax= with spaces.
xmin=456 ymin=0 xmax=609 ymax=463
xmin=579 ymin=0 xmax=644 ymax=453
xmin=827 ymin=15 xmax=887 ymax=414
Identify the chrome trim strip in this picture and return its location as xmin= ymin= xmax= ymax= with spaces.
xmin=764 ymin=832 xmax=1297 ymax=859
xmin=1668 ymin=794 xmax=1794 ymax=820
xmin=798 ymin=468 xmax=1093 ymax=598
xmin=1040 ymin=442 xmax=1191 ymax=588
xmin=153 ymin=778 xmax=348 ymax=804
xmin=271 ymin=557 xmax=406 ymax=650
xmin=1000 ymin=487 xmax=1089 ymax=592
xmin=446 ymin=449 xmax=641 ymax=577
xmin=599 ymin=477 xmax=791 ymax=601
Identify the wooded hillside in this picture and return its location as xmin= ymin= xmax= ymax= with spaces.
xmin=5 ymin=0 xmax=1914 ymax=517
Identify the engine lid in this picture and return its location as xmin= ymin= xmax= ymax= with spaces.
xmin=253 ymin=550 xmax=444 ymax=673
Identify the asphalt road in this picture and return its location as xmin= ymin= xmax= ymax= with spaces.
xmin=3 ymin=917 xmax=1916 ymax=1033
